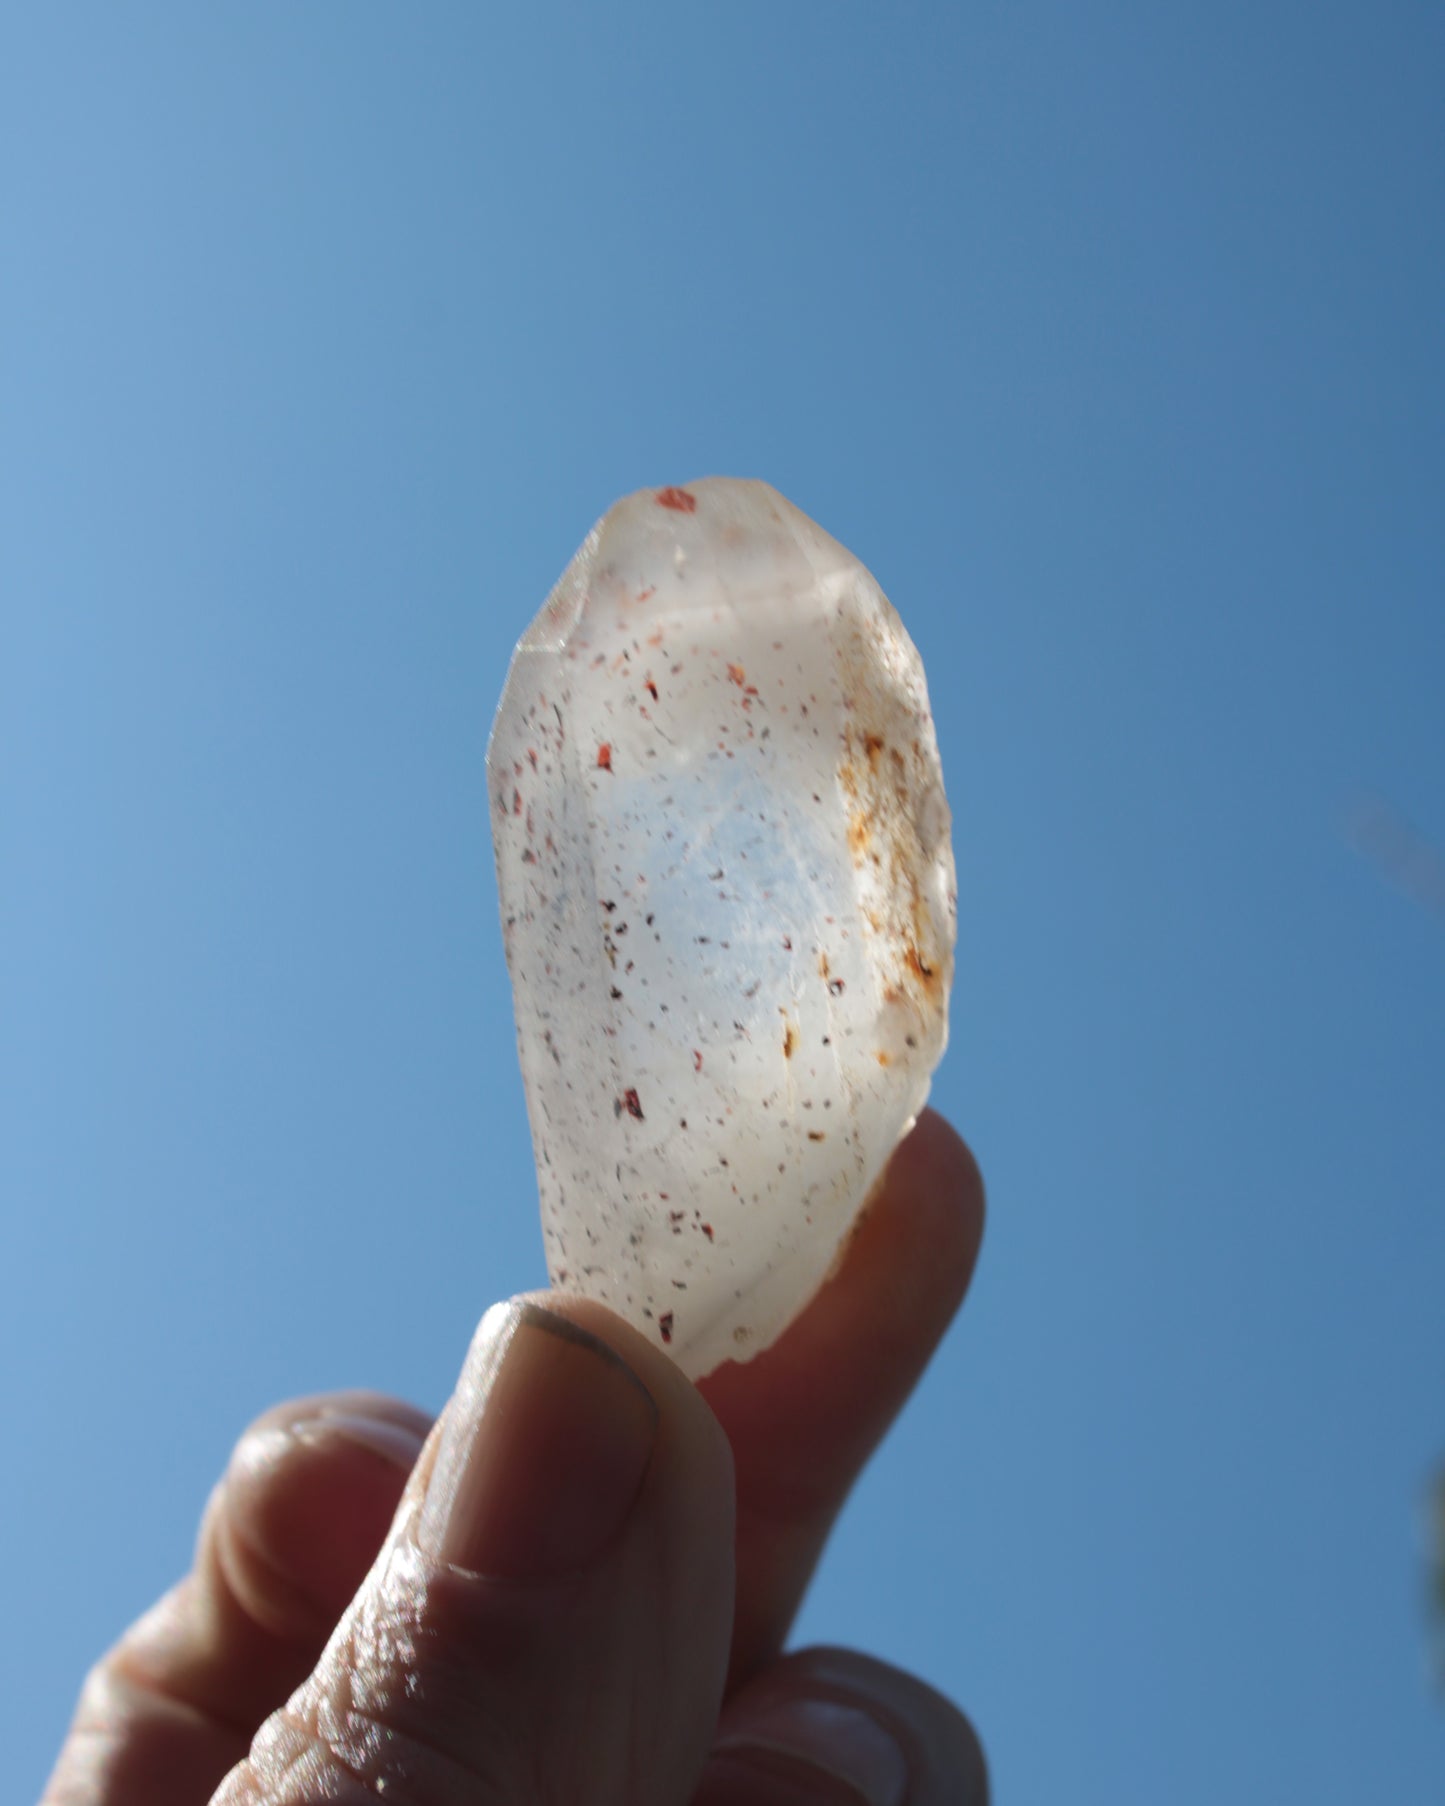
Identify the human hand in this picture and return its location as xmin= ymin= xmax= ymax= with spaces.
xmin=44 ymin=1110 xmax=987 ymax=1805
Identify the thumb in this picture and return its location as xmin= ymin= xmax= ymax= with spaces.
xmin=212 ymin=1296 xmax=736 ymax=1806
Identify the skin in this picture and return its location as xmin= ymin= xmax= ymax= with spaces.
xmin=43 ymin=1109 xmax=989 ymax=1805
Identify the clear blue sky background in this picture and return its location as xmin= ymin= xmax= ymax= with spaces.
xmin=3 ymin=5 xmax=1443 ymax=1800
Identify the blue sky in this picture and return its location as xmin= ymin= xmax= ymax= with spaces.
xmin=3 ymin=5 xmax=1443 ymax=1799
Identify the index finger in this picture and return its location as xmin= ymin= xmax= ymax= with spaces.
xmin=699 ymin=1107 xmax=984 ymax=1689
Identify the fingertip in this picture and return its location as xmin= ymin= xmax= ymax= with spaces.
xmin=816 ymin=1106 xmax=984 ymax=1374
xmin=207 ymin=1394 xmax=431 ymax=1644
xmin=512 ymin=1290 xmax=737 ymax=1505
xmin=865 ymin=1107 xmax=986 ymax=1317
xmin=705 ymin=1646 xmax=989 ymax=1806
xmin=702 ymin=1107 xmax=984 ymax=1435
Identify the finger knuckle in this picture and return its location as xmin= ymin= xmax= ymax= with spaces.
xmin=219 ymin=1698 xmax=509 ymax=1806
xmin=232 ymin=1560 xmax=532 ymax=1806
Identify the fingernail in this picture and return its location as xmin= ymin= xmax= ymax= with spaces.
xmin=416 ymin=1300 xmax=658 ymax=1578
xmin=292 ymin=1412 xmax=429 ymax=1474
xmin=713 ymin=1699 xmax=908 ymax=1806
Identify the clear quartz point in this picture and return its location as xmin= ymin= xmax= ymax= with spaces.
xmin=488 ymin=479 xmax=956 ymax=1377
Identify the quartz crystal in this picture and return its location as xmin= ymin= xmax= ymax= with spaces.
xmin=489 ymin=479 xmax=955 ymax=1378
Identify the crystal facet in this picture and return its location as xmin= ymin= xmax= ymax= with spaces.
xmin=489 ymin=479 xmax=955 ymax=1377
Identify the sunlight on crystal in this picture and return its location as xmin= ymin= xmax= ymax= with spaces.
xmin=488 ymin=479 xmax=956 ymax=1377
